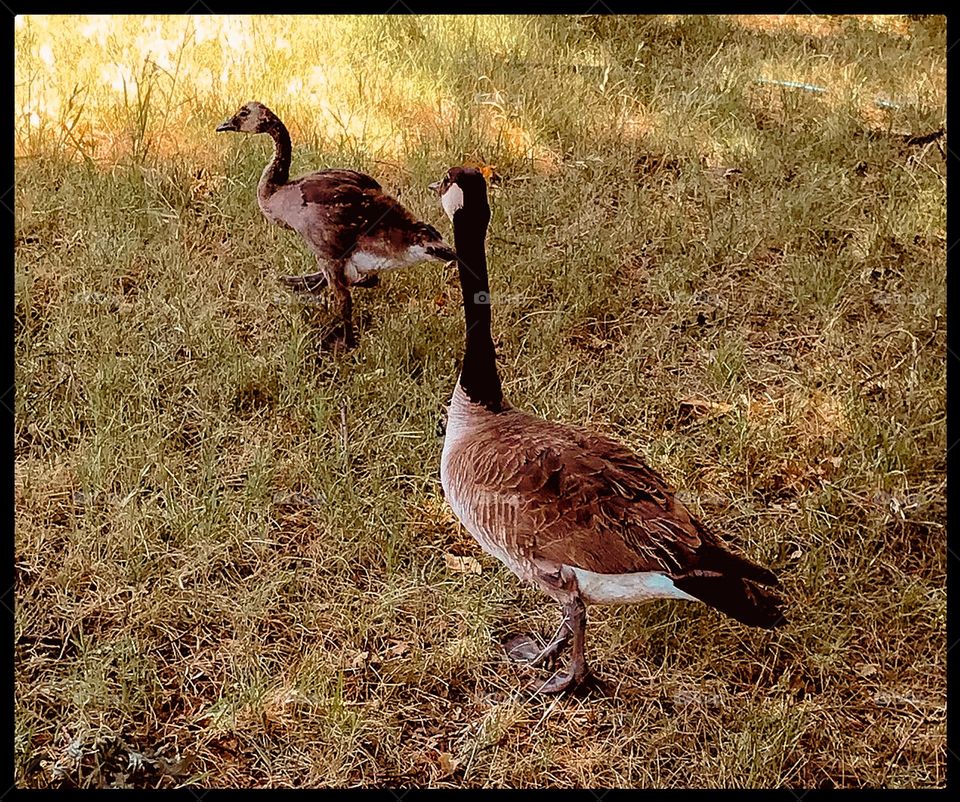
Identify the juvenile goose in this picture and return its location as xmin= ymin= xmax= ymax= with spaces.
xmin=216 ymin=101 xmax=455 ymax=348
xmin=431 ymin=167 xmax=787 ymax=694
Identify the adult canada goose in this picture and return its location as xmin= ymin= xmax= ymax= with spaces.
xmin=430 ymin=166 xmax=786 ymax=694
xmin=216 ymin=101 xmax=455 ymax=348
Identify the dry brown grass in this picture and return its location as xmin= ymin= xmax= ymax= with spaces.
xmin=15 ymin=14 xmax=946 ymax=788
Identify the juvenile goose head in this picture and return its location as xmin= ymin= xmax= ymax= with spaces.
xmin=432 ymin=166 xmax=786 ymax=694
xmin=215 ymin=100 xmax=278 ymax=134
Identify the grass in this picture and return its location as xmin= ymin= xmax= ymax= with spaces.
xmin=14 ymin=14 xmax=946 ymax=788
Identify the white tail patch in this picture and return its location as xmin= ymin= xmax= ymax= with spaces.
xmin=569 ymin=568 xmax=700 ymax=605
xmin=441 ymin=183 xmax=464 ymax=221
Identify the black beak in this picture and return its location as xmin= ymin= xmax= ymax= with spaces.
xmin=427 ymin=180 xmax=441 ymax=194
xmin=215 ymin=118 xmax=237 ymax=133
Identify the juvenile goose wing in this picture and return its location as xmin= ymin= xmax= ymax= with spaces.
xmin=302 ymin=168 xmax=382 ymax=191
xmin=282 ymin=179 xmax=450 ymax=255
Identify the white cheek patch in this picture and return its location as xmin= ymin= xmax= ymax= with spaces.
xmin=441 ymin=183 xmax=464 ymax=221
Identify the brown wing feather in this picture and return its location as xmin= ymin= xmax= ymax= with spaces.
xmin=294 ymin=168 xmax=382 ymax=192
xmin=287 ymin=176 xmax=445 ymax=258
xmin=461 ymin=409 xmax=766 ymax=581
xmin=319 ymin=169 xmax=382 ymax=191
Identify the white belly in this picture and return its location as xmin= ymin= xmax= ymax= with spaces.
xmin=441 ymin=465 xmax=526 ymax=578
xmin=345 ymin=244 xmax=430 ymax=282
xmin=569 ymin=568 xmax=699 ymax=605
xmin=441 ymin=435 xmax=532 ymax=583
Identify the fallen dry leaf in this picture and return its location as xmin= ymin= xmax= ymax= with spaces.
xmin=678 ymin=397 xmax=735 ymax=423
xmin=462 ymin=156 xmax=500 ymax=183
xmin=437 ymin=751 xmax=459 ymax=778
xmin=747 ymin=398 xmax=779 ymax=422
xmin=444 ymin=553 xmax=482 ymax=575
xmin=801 ymin=389 xmax=849 ymax=437
xmin=386 ymin=641 xmax=410 ymax=659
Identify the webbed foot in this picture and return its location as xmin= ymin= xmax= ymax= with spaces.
xmin=533 ymin=658 xmax=589 ymax=694
xmin=282 ymin=273 xmax=328 ymax=293
xmin=504 ymin=627 xmax=570 ymax=667
xmin=352 ymin=273 xmax=380 ymax=288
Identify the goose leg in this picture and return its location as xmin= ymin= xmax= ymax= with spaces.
xmin=283 ymin=270 xmax=379 ymax=291
xmin=535 ymin=595 xmax=588 ymax=694
xmin=327 ymin=266 xmax=356 ymax=350
xmin=507 ymin=562 xmax=577 ymax=665
xmin=281 ymin=269 xmax=328 ymax=294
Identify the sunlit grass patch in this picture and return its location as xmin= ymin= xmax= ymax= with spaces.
xmin=14 ymin=15 xmax=560 ymax=167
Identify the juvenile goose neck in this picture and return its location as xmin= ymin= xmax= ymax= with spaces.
xmin=259 ymin=120 xmax=292 ymax=195
xmin=453 ymin=211 xmax=504 ymax=412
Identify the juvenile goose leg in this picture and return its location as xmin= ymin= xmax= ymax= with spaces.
xmin=281 ymin=268 xmax=328 ymax=294
xmin=282 ymin=271 xmax=380 ymax=292
xmin=536 ymin=595 xmax=588 ymax=694
xmin=328 ymin=266 xmax=356 ymax=350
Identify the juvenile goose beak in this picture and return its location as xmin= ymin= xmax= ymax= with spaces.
xmin=427 ymin=180 xmax=441 ymax=194
xmin=215 ymin=118 xmax=237 ymax=133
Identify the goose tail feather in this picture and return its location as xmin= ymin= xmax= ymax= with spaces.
xmin=673 ymin=572 xmax=787 ymax=629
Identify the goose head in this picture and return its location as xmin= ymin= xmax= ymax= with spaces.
xmin=429 ymin=166 xmax=490 ymax=227
xmin=216 ymin=101 xmax=277 ymax=134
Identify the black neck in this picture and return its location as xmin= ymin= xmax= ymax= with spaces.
xmin=264 ymin=121 xmax=291 ymax=186
xmin=453 ymin=208 xmax=504 ymax=411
